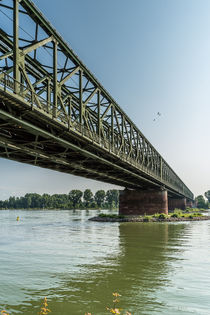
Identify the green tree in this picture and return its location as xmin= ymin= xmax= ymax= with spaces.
xmin=83 ymin=189 xmax=93 ymax=208
xmin=0 ymin=200 xmax=4 ymax=209
xmin=50 ymin=194 xmax=69 ymax=209
xmin=24 ymin=193 xmax=32 ymax=208
xmin=2 ymin=199 xmax=8 ymax=209
xmin=195 ymin=195 xmax=207 ymax=209
xmin=204 ymin=191 xmax=210 ymax=203
xmin=94 ymin=190 xmax=105 ymax=208
xmin=41 ymin=193 xmax=51 ymax=208
xmin=69 ymin=190 xmax=83 ymax=209
xmin=8 ymin=196 xmax=16 ymax=209
xmin=106 ymin=190 xmax=119 ymax=209
xmin=30 ymin=193 xmax=42 ymax=208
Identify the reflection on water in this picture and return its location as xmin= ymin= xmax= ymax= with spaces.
xmin=0 ymin=210 xmax=210 ymax=314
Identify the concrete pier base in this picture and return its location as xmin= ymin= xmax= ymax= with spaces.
xmin=119 ymin=189 xmax=168 ymax=215
xmin=186 ymin=200 xmax=194 ymax=208
xmin=168 ymin=197 xmax=186 ymax=210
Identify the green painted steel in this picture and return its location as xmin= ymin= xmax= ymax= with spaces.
xmin=0 ymin=0 xmax=193 ymax=200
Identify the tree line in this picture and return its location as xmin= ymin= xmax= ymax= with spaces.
xmin=195 ymin=191 xmax=210 ymax=209
xmin=1 ymin=189 xmax=209 ymax=210
xmin=0 ymin=189 xmax=119 ymax=210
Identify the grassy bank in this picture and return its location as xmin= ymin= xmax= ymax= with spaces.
xmin=90 ymin=208 xmax=210 ymax=222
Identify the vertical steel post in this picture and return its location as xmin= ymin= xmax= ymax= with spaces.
xmin=97 ymin=90 xmax=101 ymax=138
xmin=160 ymin=157 xmax=163 ymax=180
xmin=53 ymin=41 xmax=57 ymax=118
xmin=79 ymin=70 xmax=83 ymax=125
xmin=68 ymin=96 xmax=71 ymax=130
xmin=20 ymin=72 xmax=24 ymax=95
xmin=111 ymin=104 xmax=114 ymax=151
xmin=130 ymin=125 xmax=133 ymax=156
xmin=47 ymin=79 xmax=51 ymax=113
xmin=13 ymin=0 xmax=20 ymax=93
xmin=136 ymin=131 xmax=139 ymax=162
xmin=122 ymin=115 xmax=125 ymax=154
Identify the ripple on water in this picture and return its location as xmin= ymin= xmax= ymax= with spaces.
xmin=1 ymin=210 xmax=210 ymax=314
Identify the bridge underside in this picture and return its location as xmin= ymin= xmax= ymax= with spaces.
xmin=0 ymin=93 xmax=191 ymax=200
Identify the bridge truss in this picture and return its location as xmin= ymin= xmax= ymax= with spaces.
xmin=0 ymin=0 xmax=193 ymax=200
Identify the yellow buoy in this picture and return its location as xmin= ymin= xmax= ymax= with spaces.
xmin=16 ymin=216 xmax=19 ymax=221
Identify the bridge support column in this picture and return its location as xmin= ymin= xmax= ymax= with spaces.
xmin=119 ymin=189 xmax=168 ymax=216
xmin=186 ymin=199 xmax=194 ymax=208
xmin=168 ymin=197 xmax=186 ymax=211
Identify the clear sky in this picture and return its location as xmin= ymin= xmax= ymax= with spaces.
xmin=1 ymin=0 xmax=210 ymax=200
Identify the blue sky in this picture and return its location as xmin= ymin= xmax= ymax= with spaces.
xmin=1 ymin=0 xmax=210 ymax=199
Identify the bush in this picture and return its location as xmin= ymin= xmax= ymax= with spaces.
xmin=158 ymin=213 xmax=167 ymax=220
xmin=171 ymin=213 xmax=178 ymax=218
xmin=143 ymin=216 xmax=150 ymax=222
xmin=185 ymin=207 xmax=191 ymax=212
xmin=193 ymin=212 xmax=203 ymax=217
xmin=174 ymin=209 xmax=183 ymax=216
xmin=99 ymin=213 xmax=107 ymax=217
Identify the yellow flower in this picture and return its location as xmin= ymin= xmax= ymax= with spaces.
xmin=1 ymin=311 xmax=9 ymax=315
xmin=112 ymin=292 xmax=121 ymax=298
xmin=106 ymin=307 xmax=121 ymax=314
xmin=39 ymin=297 xmax=51 ymax=315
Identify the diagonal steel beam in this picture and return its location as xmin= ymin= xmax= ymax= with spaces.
xmin=23 ymin=36 xmax=53 ymax=55
xmin=59 ymin=66 xmax=80 ymax=86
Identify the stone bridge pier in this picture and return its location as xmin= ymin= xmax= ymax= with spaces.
xmin=119 ymin=189 xmax=194 ymax=215
xmin=119 ymin=189 xmax=168 ymax=215
xmin=168 ymin=197 xmax=187 ymax=211
xmin=186 ymin=199 xmax=194 ymax=208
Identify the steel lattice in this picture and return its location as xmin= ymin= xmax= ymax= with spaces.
xmin=0 ymin=0 xmax=193 ymax=200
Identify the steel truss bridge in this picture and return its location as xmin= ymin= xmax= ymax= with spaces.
xmin=0 ymin=0 xmax=193 ymax=200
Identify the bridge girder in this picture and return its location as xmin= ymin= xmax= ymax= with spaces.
xmin=0 ymin=0 xmax=193 ymax=200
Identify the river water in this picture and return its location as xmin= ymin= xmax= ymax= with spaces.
xmin=0 ymin=209 xmax=210 ymax=315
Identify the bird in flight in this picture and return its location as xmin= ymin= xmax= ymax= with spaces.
xmin=153 ymin=112 xmax=161 ymax=122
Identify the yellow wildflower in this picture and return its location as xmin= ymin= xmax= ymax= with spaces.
xmin=39 ymin=297 xmax=51 ymax=315
xmin=112 ymin=292 xmax=121 ymax=298
xmin=106 ymin=307 xmax=121 ymax=314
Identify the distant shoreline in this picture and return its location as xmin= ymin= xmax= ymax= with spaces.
xmin=0 ymin=208 xmax=118 ymax=211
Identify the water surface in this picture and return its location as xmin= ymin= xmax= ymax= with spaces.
xmin=0 ymin=209 xmax=210 ymax=314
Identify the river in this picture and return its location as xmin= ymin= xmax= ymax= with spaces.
xmin=0 ymin=209 xmax=210 ymax=314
